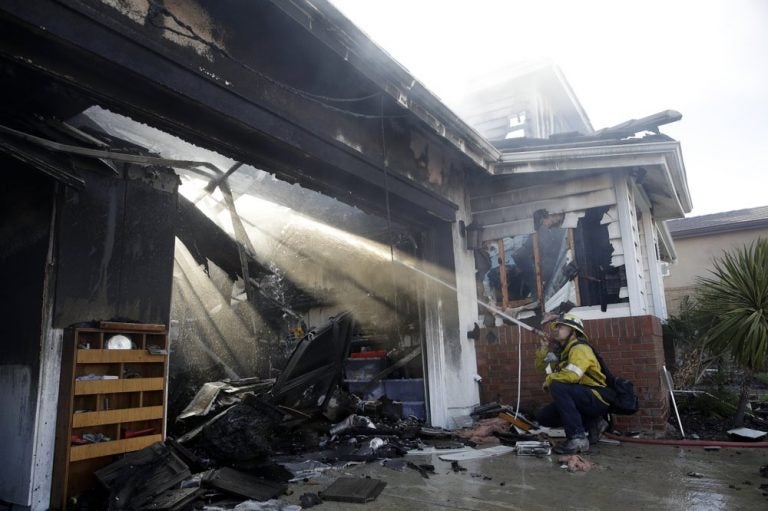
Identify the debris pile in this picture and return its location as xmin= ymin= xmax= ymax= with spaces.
xmin=73 ymin=313 xmax=602 ymax=510
xmin=455 ymin=418 xmax=511 ymax=444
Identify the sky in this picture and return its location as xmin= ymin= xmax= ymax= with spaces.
xmin=331 ymin=0 xmax=768 ymax=216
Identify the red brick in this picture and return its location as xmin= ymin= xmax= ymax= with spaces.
xmin=609 ymin=320 xmax=619 ymax=338
xmin=623 ymin=318 xmax=634 ymax=337
xmin=592 ymin=322 xmax=602 ymax=340
xmin=637 ymin=316 xmax=649 ymax=335
xmin=593 ymin=320 xmax=603 ymax=339
xmin=617 ymin=319 xmax=628 ymax=338
xmin=475 ymin=317 xmax=670 ymax=434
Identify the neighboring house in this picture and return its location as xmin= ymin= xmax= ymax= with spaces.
xmin=0 ymin=3 xmax=691 ymax=508
xmin=664 ymin=206 xmax=768 ymax=314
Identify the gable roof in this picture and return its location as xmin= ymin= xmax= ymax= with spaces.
xmin=667 ymin=205 xmax=768 ymax=238
xmin=457 ymin=60 xmax=594 ymax=140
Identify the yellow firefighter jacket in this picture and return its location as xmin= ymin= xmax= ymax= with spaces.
xmin=535 ymin=337 xmax=609 ymax=405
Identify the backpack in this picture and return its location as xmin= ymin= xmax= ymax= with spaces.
xmin=576 ymin=340 xmax=640 ymax=415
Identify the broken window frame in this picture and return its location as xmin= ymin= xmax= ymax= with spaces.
xmin=480 ymin=206 xmax=631 ymax=313
xmin=481 ymin=235 xmax=535 ymax=309
xmin=572 ymin=207 xmax=628 ymax=310
xmin=483 ymin=227 xmax=580 ymax=312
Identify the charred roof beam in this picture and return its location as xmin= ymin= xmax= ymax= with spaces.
xmin=271 ymin=0 xmax=501 ymax=171
xmin=0 ymin=1 xmax=460 ymax=224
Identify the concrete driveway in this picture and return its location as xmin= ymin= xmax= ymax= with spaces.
xmin=285 ymin=443 xmax=768 ymax=510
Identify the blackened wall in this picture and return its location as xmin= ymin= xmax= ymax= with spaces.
xmin=53 ymin=164 xmax=178 ymax=327
xmin=0 ymin=158 xmax=53 ymax=504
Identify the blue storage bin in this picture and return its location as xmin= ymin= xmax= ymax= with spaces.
xmin=383 ymin=378 xmax=425 ymax=401
xmin=345 ymin=357 xmax=387 ymax=380
xmin=344 ymin=379 xmax=385 ymax=400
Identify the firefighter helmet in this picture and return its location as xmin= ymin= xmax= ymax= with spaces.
xmin=553 ymin=312 xmax=587 ymax=338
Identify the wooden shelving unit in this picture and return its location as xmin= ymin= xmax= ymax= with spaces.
xmin=51 ymin=322 xmax=169 ymax=509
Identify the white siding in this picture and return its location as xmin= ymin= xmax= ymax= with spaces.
xmin=615 ymin=175 xmax=648 ymax=316
xmin=634 ymin=182 xmax=669 ymax=319
xmin=471 ymin=172 xmax=657 ymax=318
xmin=637 ymin=209 xmax=655 ymax=316
xmin=471 ymin=174 xmax=618 ymax=240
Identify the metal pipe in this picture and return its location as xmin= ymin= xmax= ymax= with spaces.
xmin=605 ymin=434 xmax=768 ymax=449
xmin=662 ymin=365 xmax=686 ymax=438
xmin=0 ymin=124 xmax=222 ymax=177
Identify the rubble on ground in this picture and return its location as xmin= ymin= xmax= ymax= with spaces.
xmin=455 ymin=417 xmax=512 ymax=444
xmin=558 ymin=455 xmax=594 ymax=472
xmin=75 ymin=314 xmax=606 ymax=510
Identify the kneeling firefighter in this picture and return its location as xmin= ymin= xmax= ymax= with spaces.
xmin=535 ymin=313 xmax=612 ymax=454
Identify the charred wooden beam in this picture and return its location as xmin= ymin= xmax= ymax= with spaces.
xmin=0 ymin=1 xmax=458 ymax=224
xmin=176 ymin=194 xmax=266 ymax=281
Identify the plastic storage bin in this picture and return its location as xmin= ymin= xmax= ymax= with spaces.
xmin=344 ymin=379 xmax=385 ymax=400
xmin=345 ymin=357 xmax=386 ymax=380
xmin=383 ymin=378 xmax=425 ymax=401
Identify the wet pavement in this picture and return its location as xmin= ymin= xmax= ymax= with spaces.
xmin=286 ymin=443 xmax=768 ymax=510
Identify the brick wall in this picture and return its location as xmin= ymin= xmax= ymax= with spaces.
xmin=474 ymin=315 xmax=670 ymax=435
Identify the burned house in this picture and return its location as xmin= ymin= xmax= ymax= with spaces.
xmin=0 ymin=3 xmax=690 ymax=509
xmin=460 ymin=62 xmax=692 ymax=434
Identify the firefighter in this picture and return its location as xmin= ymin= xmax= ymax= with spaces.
xmin=536 ymin=313 xmax=611 ymax=454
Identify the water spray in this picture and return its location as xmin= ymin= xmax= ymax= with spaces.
xmin=398 ymin=260 xmax=540 ymax=420
xmin=395 ymin=260 xmax=548 ymax=337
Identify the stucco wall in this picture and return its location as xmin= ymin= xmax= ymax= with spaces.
xmin=664 ymin=227 xmax=768 ymax=314
xmin=445 ymin=188 xmax=483 ymax=425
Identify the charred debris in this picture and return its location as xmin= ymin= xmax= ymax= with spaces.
xmin=82 ymin=312 xmax=544 ymax=510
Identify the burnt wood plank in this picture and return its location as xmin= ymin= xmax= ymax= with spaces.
xmin=203 ymin=467 xmax=286 ymax=501
xmin=320 ymin=477 xmax=387 ymax=503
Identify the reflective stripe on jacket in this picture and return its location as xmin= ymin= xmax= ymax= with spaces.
xmin=540 ymin=337 xmax=610 ymax=404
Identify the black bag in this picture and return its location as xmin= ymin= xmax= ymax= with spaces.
xmin=576 ymin=340 xmax=639 ymax=415
xmin=606 ymin=376 xmax=640 ymax=415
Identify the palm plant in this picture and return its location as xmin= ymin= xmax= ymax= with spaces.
xmin=696 ymin=238 xmax=768 ymax=426
xmin=663 ymin=296 xmax=719 ymax=386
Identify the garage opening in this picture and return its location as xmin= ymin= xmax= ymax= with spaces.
xmin=76 ymin=107 xmax=432 ymax=430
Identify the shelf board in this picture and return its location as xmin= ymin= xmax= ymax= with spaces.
xmin=70 ymin=435 xmax=162 ymax=462
xmin=72 ymin=406 xmax=164 ymax=428
xmin=77 ymin=349 xmax=166 ymax=364
xmin=100 ymin=321 xmax=166 ymax=332
xmin=74 ymin=377 xmax=165 ymax=395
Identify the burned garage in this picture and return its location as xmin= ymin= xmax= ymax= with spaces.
xmin=0 ymin=1 xmax=495 ymax=508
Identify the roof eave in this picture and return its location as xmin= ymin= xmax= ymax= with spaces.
xmin=657 ymin=220 xmax=678 ymax=262
xmin=496 ymin=140 xmax=693 ymax=219
xmin=670 ymin=218 xmax=768 ymax=239
xmin=271 ymin=0 xmax=501 ymax=172
xmin=665 ymin=142 xmax=693 ymax=214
